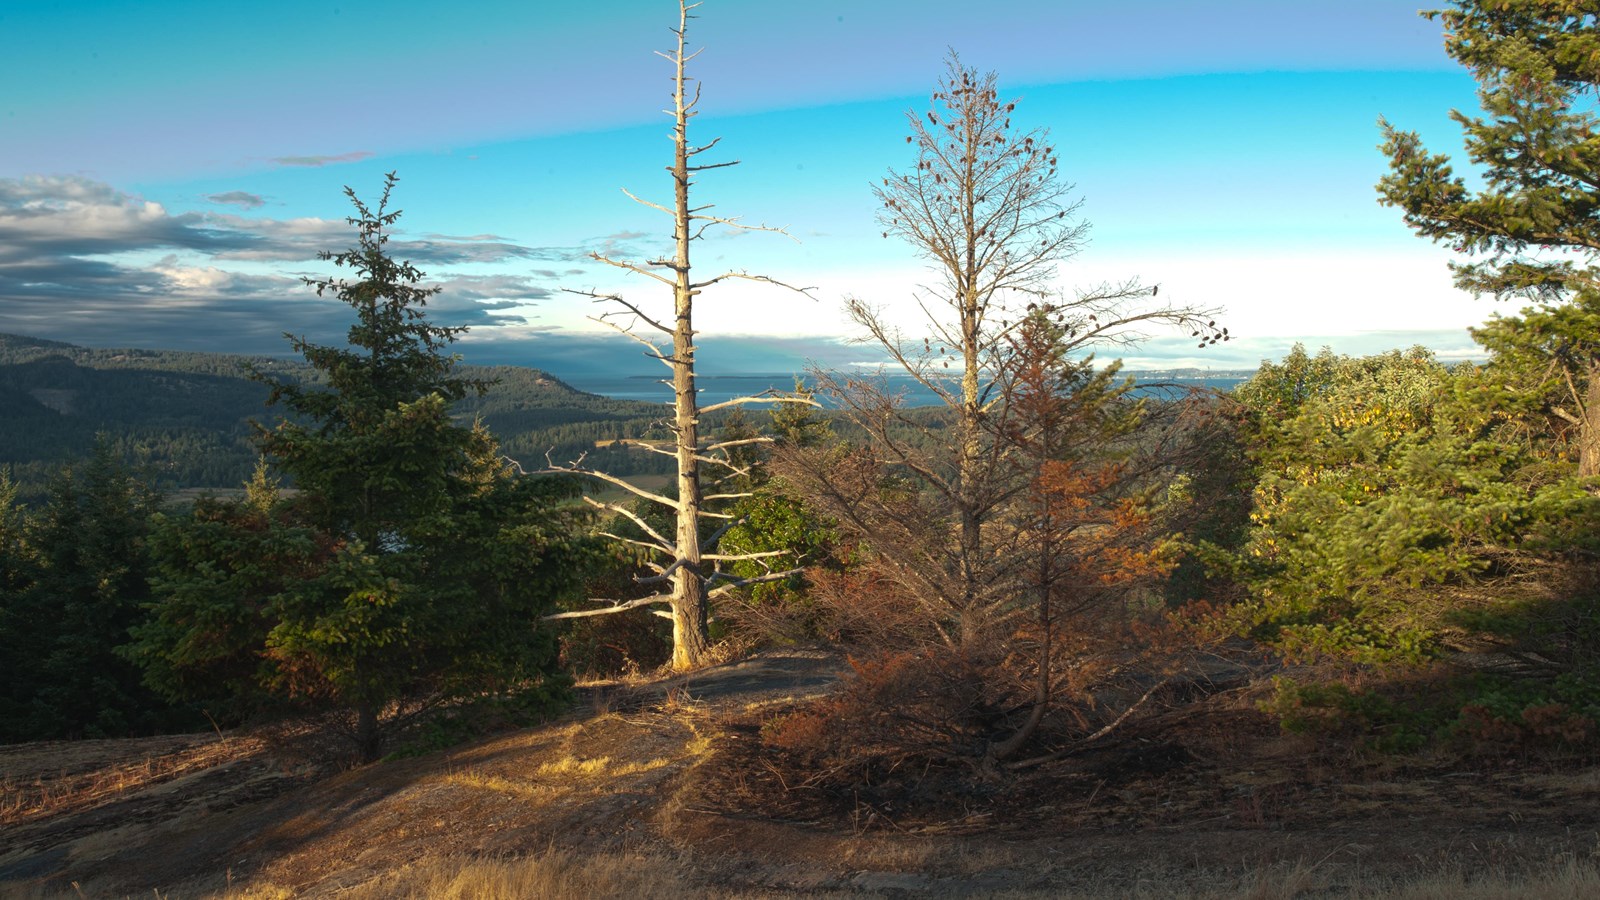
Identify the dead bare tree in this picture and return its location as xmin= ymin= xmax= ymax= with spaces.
xmin=545 ymin=0 xmax=811 ymax=670
xmin=788 ymin=53 xmax=1225 ymax=655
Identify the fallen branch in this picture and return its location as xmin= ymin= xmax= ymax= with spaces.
xmin=1005 ymin=677 xmax=1170 ymax=771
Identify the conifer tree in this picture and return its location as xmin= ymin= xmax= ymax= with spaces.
xmin=135 ymin=176 xmax=593 ymax=761
xmin=984 ymin=308 xmax=1171 ymax=761
xmin=255 ymin=173 xmax=492 ymax=543
xmin=1378 ymin=0 xmax=1600 ymax=474
xmin=0 ymin=468 xmax=29 ymax=601
xmin=0 ymin=445 xmax=185 ymax=741
xmin=1227 ymin=346 xmax=1600 ymax=664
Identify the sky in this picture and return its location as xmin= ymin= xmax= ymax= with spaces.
xmin=0 ymin=0 xmax=1503 ymax=382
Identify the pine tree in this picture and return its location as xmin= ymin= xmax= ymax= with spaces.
xmin=1378 ymin=0 xmax=1600 ymax=474
xmin=0 ymin=444 xmax=187 ymax=741
xmin=254 ymin=173 xmax=493 ymax=544
xmin=0 ymin=468 xmax=30 ymax=600
xmin=1227 ymin=347 xmax=1600 ymax=663
xmin=136 ymin=176 xmax=594 ymax=762
xmin=984 ymin=307 xmax=1170 ymax=761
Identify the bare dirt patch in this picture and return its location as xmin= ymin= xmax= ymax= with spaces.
xmin=3 ymin=647 xmax=1599 ymax=898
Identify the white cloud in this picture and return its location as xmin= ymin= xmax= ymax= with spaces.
xmin=1071 ymin=245 xmax=1480 ymax=339
xmin=0 ymin=175 xmax=566 ymax=352
xmin=148 ymin=256 xmax=237 ymax=292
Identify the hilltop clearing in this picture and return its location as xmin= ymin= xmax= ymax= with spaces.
xmin=3 ymin=647 xmax=1599 ymax=898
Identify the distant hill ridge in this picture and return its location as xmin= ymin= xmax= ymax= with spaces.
xmin=0 ymin=333 xmax=674 ymax=500
xmin=0 ymin=331 xmax=580 ymax=393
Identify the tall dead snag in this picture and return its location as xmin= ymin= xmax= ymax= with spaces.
xmin=791 ymin=53 xmax=1222 ymax=650
xmin=547 ymin=0 xmax=811 ymax=670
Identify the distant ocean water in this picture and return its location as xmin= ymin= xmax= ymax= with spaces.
xmin=563 ymin=371 xmax=1253 ymax=407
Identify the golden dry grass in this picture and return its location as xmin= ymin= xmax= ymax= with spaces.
xmin=7 ymin=649 xmax=1599 ymax=900
xmin=38 ymin=853 xmax=1587 ymax=899
xmin=437 ymin=769 xmax=553 ymax=799
xmin=0 ymin=737 xmax=260 ymax=828
xmin=197 ymin=850 xmax=711 ymax=900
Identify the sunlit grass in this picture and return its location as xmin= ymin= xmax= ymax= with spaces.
xmin=438 ymin=770 xmax=551 ymax=798
xmin=531 ymin=754 xmax=673 ymax=778
xmin=0 ymin=737 xmax=259 ymax=827
xmin=107 ymin=854 xmax=1600 ymax=899
xmin=217 ymin=850 xmax=707 ymax=900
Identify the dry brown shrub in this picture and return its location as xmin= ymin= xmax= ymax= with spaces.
xmin=764 ymin=651 xmax=992 ymax=777
xmin=800 ymin=566 xmax=940 ymax=648
xmin=1460 ymin=701 xmax=1596 ymax=748
xmin=759 ymin=595 xmax=1224 ymax=797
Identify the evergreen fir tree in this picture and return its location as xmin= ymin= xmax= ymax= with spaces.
xmin=1378 ymin=0 xmax=1600 ymax=474
xmin=136 ymin=176 xmax=594 ymax=762
xmin=0 ymin=444 xmax=188 ymax=741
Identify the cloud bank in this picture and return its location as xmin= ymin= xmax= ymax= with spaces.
xmin=0 ymin=175 xmax=566 ymax=354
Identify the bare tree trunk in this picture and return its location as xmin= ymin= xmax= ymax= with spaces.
xmin=1581 ymin=361 xmax=1600 ymax=478
xmin=541 ymin=3 xmax=814 ymax=664
xmin=955 ymin=103 xmax=984 ymax=641
xmin=669 ymin=64 xmax=711 ymax=667
xmin=355 ymin=700 xmax=381 ymax=764
xmin=664 ymin=4 xmax=711 ymax=670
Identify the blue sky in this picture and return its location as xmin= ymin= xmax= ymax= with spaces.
xmin=0 ymin=0 xmax=1496 ymax=379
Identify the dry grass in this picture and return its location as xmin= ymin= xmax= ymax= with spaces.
xmin=30 ymin=853 xmax=1586 ymax=899
xmin=1141 ymin=856 xmax=1600 ymax=900
xmin=0 ymin=737 xmax=259 ymax=827
xmin=532 ymin=754 xmax=672 ymax=778
xmin=534 ymin=754 xmax=614 ymax=777
xmin=1341 ymin=856 xmax=1600 ymax=899
xmin=438 ymin=769 xmax=553 ymax=799
xmin=209 ymin=850 xmax=716 ymax=900
xmin=8 ymin=649 xmax=1599 ymax=900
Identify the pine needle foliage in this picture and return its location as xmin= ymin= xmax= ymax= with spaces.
xmin=133 ymin=176 xmax=594 ymax=762
xmin=1378 ymin=0 xmax=1600 ymax=474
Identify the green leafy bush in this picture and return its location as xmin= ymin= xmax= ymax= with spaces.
xmin=1223 ymin=346 xmax=1600 ymax=664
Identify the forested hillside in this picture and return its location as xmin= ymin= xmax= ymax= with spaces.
xmin=0 ymin=332 xmax=673 ymax=500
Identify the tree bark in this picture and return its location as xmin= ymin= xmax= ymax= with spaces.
xmin=1581 ymin=360 xmax=1600 ymax=478
xmin=355 ymin=700 xmax=381 ymax=764
xmin=667 ymin=2 xmax=710 ymax=670
xmin=958 ymin=297 xmax=980 ymax=645
xmin=547 ymin=1 xmax=808 ymax=665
